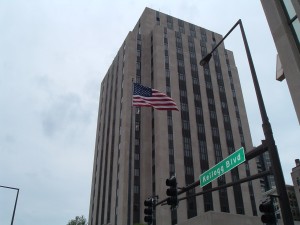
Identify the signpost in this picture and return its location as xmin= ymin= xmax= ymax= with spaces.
xmin=200 ymin=147 xmax=245 ymax=187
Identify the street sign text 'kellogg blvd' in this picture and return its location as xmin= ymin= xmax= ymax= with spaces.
xmin=200 ymin=147 xmax=245 ymax=187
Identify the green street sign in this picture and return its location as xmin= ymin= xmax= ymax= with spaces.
xmin=200 ymin=147 xmax=245 ymax=187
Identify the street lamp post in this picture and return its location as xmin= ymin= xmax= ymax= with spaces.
xmin=0 ymin=185 xmax=20 ymax=225
xmin=200 ymin=19 xmax=294 ymax=225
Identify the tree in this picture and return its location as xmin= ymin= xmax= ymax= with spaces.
xmin=67 ymin=215 xmax=87 ymax=225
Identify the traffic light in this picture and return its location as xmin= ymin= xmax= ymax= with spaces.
xmin=166 ymin=175 xmax=178 ymax=209
xmin=144 ymin=198 xmax=154 ymax=224
xmin=259 ymin=199 xmax=276 ymax=224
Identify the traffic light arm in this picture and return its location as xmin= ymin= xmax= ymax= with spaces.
xmin=177 ymin=170 xmax=271 ymax=202
xmin=156 ymin=169 xmax=271 ymax=207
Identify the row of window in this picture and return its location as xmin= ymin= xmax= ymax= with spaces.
xmin=175 ymin=31 xmax=198 ymax=219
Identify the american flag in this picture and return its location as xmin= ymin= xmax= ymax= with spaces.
xmin=132 ymin=83 xmax=178 ymax=111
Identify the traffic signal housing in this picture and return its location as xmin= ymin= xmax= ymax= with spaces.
xmin=259 ymin=200 xmax=276 ymax=224
xmin=144 ymin=198 xmax=154 ymax=224
xmin=166 ymin=176 xmax=178 ymax=209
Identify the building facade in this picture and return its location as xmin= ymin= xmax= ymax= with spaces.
xmin=256 ymin=151 xmax=275 ymax=192
xmin=88 ymin=7 xmax=261 ymax=225
xmin=263 ymin=184 xmax=300 ymax=221
xmin=260 ymin=0 xmax=300 ymax=124
xmin=291 ymin=159 xmax=300 ymax=208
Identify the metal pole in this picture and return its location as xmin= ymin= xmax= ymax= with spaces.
xmin=238 ymin=19 xmax=294 ymax=225
xmin=157 ymin=170 xmax=271 ymax=207
xmin=11 ymin=188 xmax=19 ymax=225
xmin=0 ymin=185 xmax=19 ymax=225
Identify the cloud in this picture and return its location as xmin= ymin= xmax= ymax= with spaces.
xmin=41 ymin=92 xmax=87 ymax=137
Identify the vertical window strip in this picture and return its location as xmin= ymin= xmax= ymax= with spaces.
xmin=114 ymin=47 xmax=125 ymax=225
xmin=175 ymin=31 xmax=197 ymax=219
xmin=213 ymin=49 xmax=246 ymax=214
xmin=201 ymin=41 xmax=230 ymax=213
xmin=133 ymin=34 xmax=142 ymax=223
xmin=164 ymin=29 xmax=178 ymax=225
xmin=197 ymin=34 xmax=214 ymax=212
xmin=100 ymin=65 xmax=115 ymax=225
xmin=107 ymin=57 xmax=121 ymax=223
xmin=150 ymin=34 xmax=157 ymax=225
xmin=225 ymin=51 xmax=257 ymax=215
xmin=95 ymin=84 xmax=107 ymax=224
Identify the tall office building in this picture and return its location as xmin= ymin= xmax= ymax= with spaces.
xmin=260 ymin=0 xmax=300 ymax=124
xmin=88 ymin=7 xmax=261 ymax=225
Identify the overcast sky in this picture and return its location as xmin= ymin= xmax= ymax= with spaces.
xmin=1 ymin=1 xmax=299 ymax=225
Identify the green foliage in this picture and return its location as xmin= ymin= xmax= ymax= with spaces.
xmin=67 ymin=215 xmax=87 ymax=225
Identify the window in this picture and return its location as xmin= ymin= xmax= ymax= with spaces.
xmin=192 ymin=77 xmax=199 ymax=85
xmin=196 ymin=107 xmax=203 ymax=116
xmin=183 ymin=137 xmax=191 ymax=150
xmin=181 ymin=103 xmax=188 ymax=111
xmin=224 ymin=115 xmax=230 ymax=123
xmin=201 ymin=46 xmax=207 ymax=55
xmin=197 ymin=124 xmax=205 ymax=134
xmin=178 ymin=59 xmax=184 ymax=67
xmin=136 ymin=61 xmax=141 ymax=70
xmin=190 ymin=52 xmax=196 ymax=58
xmin=165 ymin=69 xmax=170 ymax=78
xmin=186 ymin=167 xmax=194 ymax=175
xmin=183 ymin=120 xmax=190 ymax=130
xmin=206 ymin=81 xmax=212 ymax=89
xmin=179 ymin=26 xmax=185 ymax=33
xmin=210 ymin=111 xmax=217 ymax=119
xmin=180 ymin=90 xmax=187 ymax=97
xmin=280 ymin=0 xmax=300 ymax=49
xmin=167 ymin=16 xmax=173 ymax=29
xmin=208 ymin=98 xmax=214 ymax=105
xmin=134 ymin=169 xmax=139 ymax=176
xmin=219 ymin=86 xmax=225 ymax=93
xmin=221 ymin=101 xmax=227 ymax=109
xmin=212 ymin=127 xmax=219 ymax=137
xmin=134 ymin=185 xmax=139 ymax=193
xmin=204 ymin=68 xmax=210 ymax=75
xmin=168 ymin=116 xmax=172 ymax=126
xmin=226 ymin=130 xmax=232 ymax=140
xmin=170 ymin=164 xmax=175 ymax=173
xmin=184 ymin=149 xmax=192 ymax=157
xmin=195 ymin=94 xmax=201 ymax=101
xmin=135 ymin=122 xmax=140 ymax=131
